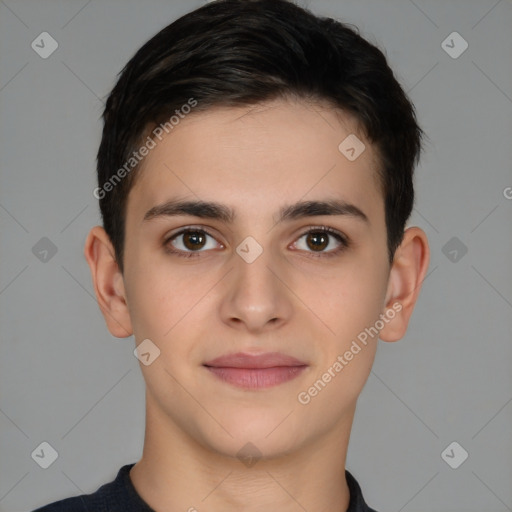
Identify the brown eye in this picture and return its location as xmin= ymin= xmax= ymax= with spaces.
xmin=165 ymin=228 xmax=220 ymax=258
xmin=294 ymin=226 xmax=348 ymax=258
xmin=305 ymin=232 xmax=329 ymax=252
xmin=182 ymin=231 xmax=207 ymax=250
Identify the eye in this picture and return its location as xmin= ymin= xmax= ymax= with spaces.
xmin=164 ymin=225 xmax=349 ymax=259
xmin=164 ymin=227 xmax=222 ymax=258
xmin=293 ymin=226 xmax=348 ymax=258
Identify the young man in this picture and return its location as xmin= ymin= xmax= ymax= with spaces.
xmin=33 ymin=0 xmax=429 ymax=510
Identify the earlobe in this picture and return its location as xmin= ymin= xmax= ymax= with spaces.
xmin=83 ymin=226 xmax=133 ymax=338
xmin=379 ymin=226 xmax=430 ymax=342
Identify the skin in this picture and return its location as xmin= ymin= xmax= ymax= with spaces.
xmin=84 ymin=97 xmax=429 ymax=512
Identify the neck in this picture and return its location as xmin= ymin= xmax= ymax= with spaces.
xmin=129 ymin=393 xmax=355 ymax=512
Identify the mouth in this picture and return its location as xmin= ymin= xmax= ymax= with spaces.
xmin=203 ymin=352 xmax=308 ymax=389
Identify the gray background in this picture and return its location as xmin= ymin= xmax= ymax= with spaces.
xmin=1 ymin=0 xmax=511 ymax=511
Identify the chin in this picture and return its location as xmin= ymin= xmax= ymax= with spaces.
xmin=196 ymin=409 xmax=307 ymax=462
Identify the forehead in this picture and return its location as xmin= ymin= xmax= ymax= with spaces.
xmin=126 ymin=98 xmax=383 ymax=223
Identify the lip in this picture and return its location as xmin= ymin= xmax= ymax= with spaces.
xmin=203 ymin=352 xmax=308 ymax=389
xmin=204 ymin=352 xmax=307 ymax=368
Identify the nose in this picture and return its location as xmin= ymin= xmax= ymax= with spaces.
xmin=219 ymin=241 xmax=293 ymax=333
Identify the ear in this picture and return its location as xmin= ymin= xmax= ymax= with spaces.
xmin=379 ymin=226 xmax=430 ymax=342
xmin=83 ymin=226 xmax=133 ymax=338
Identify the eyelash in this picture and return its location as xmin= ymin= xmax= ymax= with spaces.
xmin=163 ymin=225 xmax=349 ymax=260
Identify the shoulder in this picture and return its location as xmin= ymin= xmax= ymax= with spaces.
xmin=31 ymin=464 xmax=137 ymax=512
xmin=31 ymin=495 xmax=89 ymax=512
xmin=345 ymin=469 xmax=379 ymax=512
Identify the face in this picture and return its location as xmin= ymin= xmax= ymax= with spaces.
xmin=118 ymin=98 xmax=393 ymax=458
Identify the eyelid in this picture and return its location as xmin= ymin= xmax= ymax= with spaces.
xmin=296 ymin=225 xmax=347 ymax=242
xmin=165 ymin=224 xmax=222 ymax=243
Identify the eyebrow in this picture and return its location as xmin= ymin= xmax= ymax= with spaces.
xmin=143 ymin=197 xmax=369 ymax=225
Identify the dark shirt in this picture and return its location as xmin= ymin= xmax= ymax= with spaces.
xmin=32 ymin=463 xmax=378 ymax=512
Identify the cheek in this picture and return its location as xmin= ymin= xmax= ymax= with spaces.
xmin=124 ymin=254 xmax=215 ymax=343
xmin=296 ymin=264 xmax=387 ymax=415
xmin=123 ymin=259 xmax=177 ymax=340
xmin=311 ymin=258 xmax=388 ymax=341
